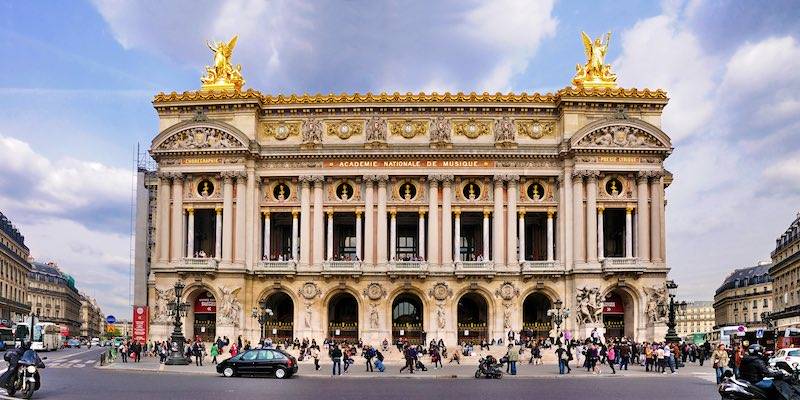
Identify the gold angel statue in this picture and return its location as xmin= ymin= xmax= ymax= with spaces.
xmin=201 ymin=35 xmax=245 ymax=91
xmin=572 ymin=31 xmax=617 ymax=89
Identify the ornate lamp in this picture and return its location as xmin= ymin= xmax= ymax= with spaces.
xmin=164 ymin=281 xmax=191 ymax=365
xmin=252 ymin=300 xmax=274 ymax=345
xmin=664 ymin=280 xmax=681 ymax=344
xmin=547 ymin=298 xmax=570 ymax=343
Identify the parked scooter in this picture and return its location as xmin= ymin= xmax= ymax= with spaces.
xmin=718 ymin=364 xmax=800 ymax=400
xmin=474 ymin=355 xmax=503 ymax=379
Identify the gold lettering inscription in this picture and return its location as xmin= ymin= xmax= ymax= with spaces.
xmin=182 ymin=158 xmax=222 ymax=165
xmin=324 ymin=160 xmax=494 ymax=168
xmin=598 ymin=156 xmax=640 ymax=164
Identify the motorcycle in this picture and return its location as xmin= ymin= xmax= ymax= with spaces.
xmin=2 ymin=346 xmax=46 ymax=399
xmin=474 ymin=356 xmax=503 ymax=379
xmin=718 ymin=363 xmax=800 ymax=400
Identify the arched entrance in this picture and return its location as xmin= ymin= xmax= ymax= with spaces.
xmin=191 ymin=291 xmax=216 ymax=342
xmin=261 ymin=292 xmax=294 ymax=342
xmin=522 ymin=292 xmax=552 ymax=340
xmin=457 ymin=292 xmax=488 ymax=343
xmin=328 ymin=292 xmax=359 ymax=342
xmin=392 ymin=293 xmax=424 ymax=344
xmin=602 ymin=290 xmax=635 ymax=339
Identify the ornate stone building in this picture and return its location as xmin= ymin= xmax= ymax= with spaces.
xmin=713 ymin=262 xmax=773 ymax=329
xmin=139 ymin=35 xmax=675 ymax=345
xmin=769 ymin=212 xmax=800 ymax=329
xmin=28 ymin=261 xmax=82 ymax=337
xmin=0 ymin=212 xmax=31 ymax=324
xmin=676 ymin=301 xmax=714 ymax=338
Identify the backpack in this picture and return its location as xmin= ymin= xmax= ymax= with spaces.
xmin=376 ymin=351 xmax=384 ymax=362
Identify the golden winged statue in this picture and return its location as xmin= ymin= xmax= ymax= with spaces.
xmin=200 ymin=35 xmax=245 ymax=91
xmin=572 ymin=31 xmax=617 ymax=89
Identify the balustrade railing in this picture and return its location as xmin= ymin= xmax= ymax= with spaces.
xmin=180 ymin=257 xmax=218 ymax=269
xmin=322 ymin=260 xmax=362 ymax=273
xmin=520 ymin=260 xmax=562 ymax=273
xmin=255 ymin=260 xmax=297 ymax=274
xmin=388 ymin=261 xmax=429 ymax=273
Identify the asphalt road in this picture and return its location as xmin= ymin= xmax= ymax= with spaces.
xmin=1 ymin=348 xmax=720 ymax=400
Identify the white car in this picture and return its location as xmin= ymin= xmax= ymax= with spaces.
xmin=768 ymin=347 xmax=800 ymax=371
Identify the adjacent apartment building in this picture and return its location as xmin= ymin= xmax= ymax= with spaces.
xmin=0 ymin=212 xmax=31 ymax=324
xmin=28 ymin=261 xmax=83 ymax=337
xmin=676 ymin=300 xmax=714 ymax=337
xmin=769 ymin=212 xmax=800 ymax=329
xmin=714 ymin=261 xmax=773 ymax=329
xmin=80 ymin=294 xmax=104 ymax=339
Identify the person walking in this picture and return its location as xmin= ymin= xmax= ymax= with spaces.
xmin=119 ymin=342 xmax=128 ymax=363
xmin=555 ymin=345 xmax=568 ymax=375
xmin=607 ymin=345 xmax=616 ymax=374
xmin=506 ymin=344 xmax=519 ymax=375
xmin=330 ymin=344 xmax=343 ymax=376
xmin=399 ymin=344 xmax=415 ymax=374
xmin=210 ymin=342 xmax=219 ymax=365
xmin=310 ymin=345 xmax=321 ymax=371
xmin=364 ymin=345 xmax=375 ymax=372
xmin=712 ymin=344 xmax=730 ymax=384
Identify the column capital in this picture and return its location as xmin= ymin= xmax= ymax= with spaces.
xmin=221 ymin=171 xmax=235 ymax=184
xmin=234 ymin=170 xmax=248 ymax=181
xmin=262 ymin=209 xmax=271 ymax=217
xmin=186 ymin=207 xmax=194 ymax=214
xmin=518 ymin=208 xmax=526 ymax=217
xmin=389 ymin=207 xmax=397 ymax=216
xmin=585 ymin=170 xmax=601 ymax=182
xmin=326 ymin=207 xmax=334 ymax=216
xmin=355 ymin=208 xmax=363 ymax=217
xmin=547 ymin=208 xmax=556 ymax=218
xmin=441 ymin=174 xmax=455 ymax=185
xmin=291 ymin=208 xmax=300 ymax=217
xmin=492 ymin=174 xmax=506 ymax=184
xmin=636 ymin=171 xmax=651 ymax=183
xmin=362 ymin=175 xmax=376 ymax=183
xmin=215 ymin=206 xmax=222 ymax=214
xmin=453 ymin=207 xmax=461 ymax=216
xmin=376 ymin=175 xmax=389 ymax=186
xmin=598 ymin=205 xmax=605 ymax=214
xmin=427 ymin=174 xmax=441 ymax=183
xmin=626 ymin=204 xmax=634 ymax=214
xmin=483 ymin=207 xmax=492 ymax=217
xmin=312 ymin=176 xmax=325 ymax=188
xmin=418 ymin=207 xmax=427 ymax=216
xmin=506 ymin=174 xmax=520 ymax=184
xmin=571 ymin=169 xmax=590 ymax=180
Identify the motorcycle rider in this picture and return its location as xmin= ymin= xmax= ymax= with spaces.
xmin=739 ymin=344 xmax=777 ymax=397
xmin=0 ymin=339 xmax=30 ymax=388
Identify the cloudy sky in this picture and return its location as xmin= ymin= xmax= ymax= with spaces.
xmin=1 ymin=0 xmax=799 ymax=318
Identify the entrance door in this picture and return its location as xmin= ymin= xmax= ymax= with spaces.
xmin=457 ymin=292 xmax=488 ymax=343
xmin=192 ymin=293 xmax=216 ymax=342
xmin=392 ymin=293 xmax=424 ymax=344
xmin=262 ymin=292 xmax=294 ymax=342
xmin=328 ymin=293 xmax=359 ymax=343
xmin=603 ymin=292 xmax=625 ymax=338
xmin=522 ymin=292 xmax=552 ymax=340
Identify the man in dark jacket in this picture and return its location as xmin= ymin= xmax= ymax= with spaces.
xmin=399 ymin=345 xmax=415 ymax=374
xmin=739 ymin=344 xmax=776 ymax=396
xmin=330 ymin=344 xmax=343 ymax=375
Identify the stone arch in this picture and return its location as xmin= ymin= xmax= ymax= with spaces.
xmin=601 ymin=284 xmax=643 ymax=341
xmin=520 ymin=289 xmax=557 ymax=340
xmin=150 ymin=119 xmax=250 ymax=152
xmin=453 ymin=286 xmax=496 ymax=343
xmin=323 ymin=286 xmax=363 ymax=342
xmin=387 ymin=287 xmax=428 ymax=345
xmin=256 ymin=286 xmax=298 ymax=342
xmin=182 ymin=283 xmax=219 ymax=342
xmin=570 ymin=118 xmax=672 ymax=150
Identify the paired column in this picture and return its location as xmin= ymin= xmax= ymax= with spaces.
xmin=376 ymin=177 xmax=388 ymax=265
xmin=597 ymin=206 xmax=604 ymax=259
xmin=518 ymin=209 xmax=526 ymax=262
xmin=326 ymin=208 xmax=334 ymax=260
xmin=235 ymin=172 xmax=247 ymax=263
xmin=546 ymin=209 xmax=555 ymax=261
xmin=157 ymin=173 xmax=171 ymax=263
xmin=636 ymin=173 xmax=651 ymax=261
xmin=650 ymin=173 xmax=663 ymax=262
xmin=441 ymin=177 xmax=453 ymax=265
xmin=299 ymin=177 xmax=311 ymax=265
xmin=221 ymin=173 xmax=234 ymax=263
xmin=291 ymin=209 xmax=299 ymax=261
xmin=363 ymin=176 xmax=375 ymax=265
xmin=214 ymin=207 xmax=222 ymax=259
xmin=418 ymin=209 xmax=426 ymax=259
xmin=506 ymin=176 xmax=519 ymax=267
xmin=562 ymin=170 xmax=573 ymax=267
xmin=585 ymin=172 xmax=598 ymax=263
xmin=482 ymin=208 xmax=491 ymax=261
xmin=355 ymin=209 xmax=363 ymax=261
xmin=625 ymin=205 xmax=634 ymax=258
xmin=170 ymin=174 xmax=184 ymax=261
xmin=453 ymin=208 xmax=461 ymax=261
xmin=427 ymin=177 xmax=438 ymax=264
xmin=312 ymin=177 xmax=325 ymax=265
xmin=186 ymin=208 xmax=195 ymax=257
xmin=492 ymin=176 xmax=505 ymax=265
xmin=571 ymin=171 xmax=585 ymax=263
xmin=389 ymin=208 xmax=397 ymax=261
xmin=262 ymin=210 xmax=271 ymax=260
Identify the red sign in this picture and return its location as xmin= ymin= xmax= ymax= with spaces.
xmin=132 ymin=305 xmax=148 ymax=343
xmin=603 ymin=293 xmax=624 ymax=314
xmin=194 ymin=295 xmax=216 ymax=314
xmin=59 ymin=325 xmax=69 ymax=337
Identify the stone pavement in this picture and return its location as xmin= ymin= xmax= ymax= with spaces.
xmin=100 ymin=354 xmax=718 ymax=383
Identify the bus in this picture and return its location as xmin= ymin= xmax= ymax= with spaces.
xmin=0 ymin=327 xmax=14 ymax=351
xmin=30 ymin=322 xmax=61 ymax=351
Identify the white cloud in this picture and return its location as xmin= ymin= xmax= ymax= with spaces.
xmin=764 ymin=152 xmax=800 ymax=192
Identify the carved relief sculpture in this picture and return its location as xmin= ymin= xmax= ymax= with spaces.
xmin=575 ymin=287 xmax=603 ymax=324
xmin=369 ymin=303 xmax=380 ymax=329
xmin=389 ymin=119 xmax=428 ymax=139
xmin=429 ymin=117 xmax=452 ymax=147
xmin=301 ymin=118 xmax=323 ymax=147
xmin=517 ymin=120 xmax=555 ymax=140
xmin=436 ymin=304 xmax=446 ymax=329
xmin=365 ymin=116 xmax=387 ymax=146
xmin=153 ymin=286 xmax=175 ymax=323
xmin=326 ymin=120 xmax=363 ymax=140
xmin=453 ymin=119 xmax=491 ymax=139
xmin=218 ymin=286 xmax=242 ymax=327
xmin=494 ymin=116 xmax=516 ymax=147
xmin=160 ymin=127 xmax=242 ymax=150
xmin=644 ymin=285 xmax=669 ymax=324
xmin=578 ymin=125 xmax=662 ymax=148
xmin=304 ymin=303 xmax=313 ymax=329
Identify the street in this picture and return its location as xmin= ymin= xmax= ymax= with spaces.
xmin=0 ymin=348 xmax=721 ymax=400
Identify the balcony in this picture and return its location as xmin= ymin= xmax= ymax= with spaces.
xmin=387 ymin=261 xmax=429 ymax=277
xmin=601 ymin=257 xmax=644 ymax=275
xmin=255 ymin=260 xmax=297 ymax=275
xmin=178 ymin=257 xmax=218 ymax=272
xmin=454 ymin=260 xmax=495 ymax=277
xmin=322 ymin=260 xmax=362 ymax=276
xmin=520 ymin=260 xmax=564 ymax=276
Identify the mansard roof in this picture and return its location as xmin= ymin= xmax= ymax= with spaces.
xmin=715 ymin=262 xmax=773 ymax=295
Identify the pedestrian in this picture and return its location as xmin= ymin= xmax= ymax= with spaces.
xmin=399 ymin=345 xmax=415 ymax=374
xmin=193 ymin=340 xmax=204 ymax=366
xmin=210 ymin=342 xmax=219 ymax=365
xmin=431 ymin=346 xmax=443 ymax=369
xmin=555 ymin=345 xmax=568 ymax=375
xmin=119 ymin=342 xmax=128 ymax=363
xmin=364 ymin=345 xmax=375 ymax=372
xmin=330 ymin=344 xmax=343 ymax=376
xmin=229 ymin=342 xmax=238 ymax=357
xmin=607 ymin=345 xmax=616 ymax=374
xmin=311 ymin=345 xmax=320 ymax=370
xmin=712 ymin=344 xmax=730 ymax=384
xmin=374 ymin=349 xmax=385 ymax=372
xmin=506 ymin=344 xmax=519 ymax=375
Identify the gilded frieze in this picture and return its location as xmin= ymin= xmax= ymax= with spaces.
xmin=516 ymin=120 xmax=555 ymax=140
xmin=453 ymin=118 xmax=491 ymax=139
xmin=325 ymin=120 xmax=364 ymax=140
xmin=260 ymin=120 xmax=301 ymax=141
xmin=388 ymin=119 xmax=428 ymax=139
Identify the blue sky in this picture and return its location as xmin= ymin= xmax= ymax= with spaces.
xmin=1 ymin=0 xmax=799 ymax=319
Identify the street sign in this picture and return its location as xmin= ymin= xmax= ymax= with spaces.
xmin=106 ymin=315 xmax=116 ymax=324
xmin=756 ymin=329 xmax=764 ymax=339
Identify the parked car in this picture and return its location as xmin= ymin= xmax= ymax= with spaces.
xmin=216 ymin=348 xmax=297 ymax=379
xmin=768 ymin=347 xmax=800 ymax=370
xmin=66 ymin=338 xmax=81 ymax=348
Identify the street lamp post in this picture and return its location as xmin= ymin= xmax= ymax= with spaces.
xmin=251 ymin=301 xmax=274 ymax=345
xmin=663 ymin=280 xmax=687 ymax=344
xmin=547 ymin=299 xmax=571 ymax=344
xmin=761 ymin=311 xmax=776 ymax=349
xmin=164 ymin=281 xmax=191 ymax=365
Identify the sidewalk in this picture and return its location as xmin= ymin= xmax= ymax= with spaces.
xmin=100 ymin=356 xmax=717 ymax=381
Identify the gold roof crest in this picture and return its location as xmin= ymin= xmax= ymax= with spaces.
xmin=200 ymin=35 xmax=245 ymax=92
xmin=572 ymin=31 xmax=617 ymax=89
